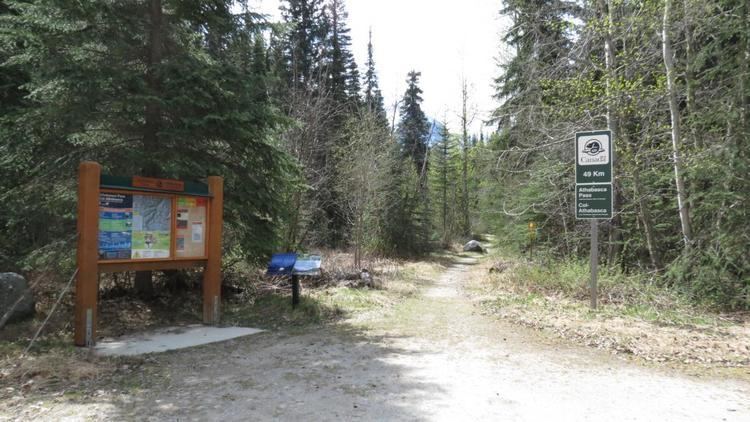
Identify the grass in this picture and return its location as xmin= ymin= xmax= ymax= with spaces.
xmin=471 ymin=237 xmax=750 ymax=372
xmin=2 ymin=251 xmax=452 ymax=421
xmin=223 ymin=258 xmax=442 ymax=330
xmin=481 ymin=251 xmax=725 ymax=327
xmin=1 ymin=253 xmax=443 ymax=407
xmin=224 ymin=294 xmax=338 ymax=329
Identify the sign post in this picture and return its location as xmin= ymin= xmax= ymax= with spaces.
xmin=75 ymin=162 xmax=101 ymax=347
xmin=528 ymin=221 xmax=536 ymax=260
xmin=575 ymin=130 xmax=613 ymax=309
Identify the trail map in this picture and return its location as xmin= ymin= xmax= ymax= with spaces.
xmin=131 ymin=195 xmax=171 ymax=259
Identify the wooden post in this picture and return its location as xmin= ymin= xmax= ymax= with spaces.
xmin=203 ymin=176 xmax=223 ymax=324
xmin=590 ymin=219 xmax=599 ymax=309
xmin=75 ymin=162 xmax=101 ymax=346
xmin=291 ymin=274 xmax=300 ymax=308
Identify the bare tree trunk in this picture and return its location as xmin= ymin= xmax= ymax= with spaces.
xmin=599 ymin=0 xmax=622 ymax=264
xmin=284 ymin=189 xmax=302 ymax=251
xmin=558 ymin=195 xmax=571 ymax=256
xmin=460 ymin=78 xmax=471 ymax=237
xmin=442 ymin=138 xmax=448 ymax=246
xmin=390 ymin=100 xmax=400 ymax=136
xmin=354 ymin=213 xmax=361 ymax=269
xmin=683 ymin=0 xmax=698 ymax=148
xmin=135 ymin=0 xmax=164 ymax=298
xmin=741 ymin=0 xmax=750 ymax=147
xmin=661 ymin=0 xmax=693 ymax=246
xmin=633 ymin=163 xmax=661 ymax=270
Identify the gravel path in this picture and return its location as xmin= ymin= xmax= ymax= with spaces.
xmin=15 ymin=257 xmax=750 ymax=421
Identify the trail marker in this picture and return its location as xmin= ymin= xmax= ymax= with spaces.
xmin=575 ymin=130 xmax=614 ymax=309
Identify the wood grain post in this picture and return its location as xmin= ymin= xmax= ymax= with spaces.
xmin=203 ymin=176 xmax=223 ymax=324
xmin=75 ymin=161 xmax=101 ymax=346
xmin=590 ymin=219 xmax=599 ymax=309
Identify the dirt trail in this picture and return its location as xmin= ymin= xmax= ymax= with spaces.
xmin=10 ymin=256 xmax=750 ymax=421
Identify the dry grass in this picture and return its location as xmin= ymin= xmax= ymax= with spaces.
xmin=468 ymin=255 xmax=750 ymax=375
xmin=1 ymin=351 xmax=111 ymax=393
xmin=0 ymin=248 xmax=446 ymax=410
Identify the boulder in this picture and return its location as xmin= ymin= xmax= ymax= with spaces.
xmin=0 ymin=272 xmax=35 ymax=323
xmin=341 ymin=269 xmax=382 ymax=289
xmin=463 ymin=240 xmax=484 ymax=253
xmin=489 ymin=261 xmax=509 ymax=274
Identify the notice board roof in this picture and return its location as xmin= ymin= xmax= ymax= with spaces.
xmin=100 ymin=174 xmax=210 ymax=197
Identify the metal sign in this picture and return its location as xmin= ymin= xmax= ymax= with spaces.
xmin=575 ymin=130 xmax=613 ymax=220
xmin=575 ymin=130 xmax=612 ymax=184
xmin=575 ymin=184 xmax=613 ymax=219
xmin=574 ymin=130 xmax=614 ymax=310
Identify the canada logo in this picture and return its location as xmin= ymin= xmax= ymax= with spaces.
xmin=583 ymin=139 xmax=605 ymax=156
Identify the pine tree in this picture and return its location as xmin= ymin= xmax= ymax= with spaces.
xmin=363 ymin=29 xmax=388 ymax=129
xmin=492 ymin=0 xmax=574 ymax=138
xmin=273 ymin=0 xmax=364 ymax=248
xmin=278 ymin=0 xmax=328 ymax=91
xmin=397 ymin=71 xmax=430 ymax=177
xmin=389 ymin=70 xmax=432 ymax=253
xmin=430 ymin=122 xmax=459 ymax=246
xmin=0 ymin=0 xmax=294 ymax=273
xmin=322 ymin=0 xmax=360 ymax=105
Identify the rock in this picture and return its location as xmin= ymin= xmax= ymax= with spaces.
xmin=340 ymin=269 xmax=381 ymax=289
xmin=360 ymin=269 xmax=373 ymax=286
xmin=489 ymin=261 xmax=509 ymax=274
xmin=463 ymin=240 xmax=484 ymax=253
xmin=0 ymin=272 xmax=35 ymax=323
xmin=361 ymin=269 xmax=383 ymax=289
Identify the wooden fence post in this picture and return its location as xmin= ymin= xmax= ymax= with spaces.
xmin=75 ymin=161 xmax=101 ymax=346
xmin=203 ymin=176 xmax=223 ymax=324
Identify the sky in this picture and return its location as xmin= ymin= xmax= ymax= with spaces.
xmin=249 ymin=0 xmax=509 ymax=135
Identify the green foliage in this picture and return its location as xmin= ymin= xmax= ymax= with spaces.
xmin=333 ymin=109 xmax=392 ymax=263
xmin=362 ymin=29 xmax=388 ymax=129
xmin=397 ymin=71 xmax=430 ymax=174
xmin=379 ymin=150 xmax=430 ymax=256
xmin=0 ymin=0 xmax=295 ymax=271
xmin=271 ymin=0 xmax=366 ymax=249
xmin=378 ymin=70 xmax=432 ymax=255
xmin=429 ymin=122 xmax=461 ymax=245
xmin=481 ymin=0 xmax=750 ymax=309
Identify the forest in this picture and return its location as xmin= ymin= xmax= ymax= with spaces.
xmin=0 ymin=0 xmax=748 ymax=310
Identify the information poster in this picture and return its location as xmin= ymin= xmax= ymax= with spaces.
xmin=175 ymin=196 xmax=207 ymax=258
xmin=99 ymin=193 xmax=133 ymax=260
xmin=131 ymin=195 xmax=172 ymax=259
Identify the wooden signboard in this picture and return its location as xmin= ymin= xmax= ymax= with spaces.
xmin=75 ymin=162 xmax=224 ymax=347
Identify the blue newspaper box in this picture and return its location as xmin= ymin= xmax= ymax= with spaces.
xmin=267 ymin=253 xmax=297 ymax=276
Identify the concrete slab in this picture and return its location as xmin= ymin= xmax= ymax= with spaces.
xmin=94 ymin=325 xmax=264 ymax=356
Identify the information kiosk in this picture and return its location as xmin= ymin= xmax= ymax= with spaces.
xmin=75 ymin=161 xmax=224 ymax=346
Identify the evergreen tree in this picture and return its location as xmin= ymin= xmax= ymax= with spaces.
xmin=430 ymin=122 xmax=459 ymax=246
xmin=0 ymin=0 xmax=294 ymax=273
xmin=278 ymin=0 xmax=328 ymax=91
xmin=380 ymin=149 xmax=427 ymax=256
xmin=397 ymin=71 xmax=430 ymax=177
xmin=481 ymin=0 xmax=750 ymax=309
xmin=491 ymin=0 xmax=575 ymax=140
xmin=362 ymin=29 xmax=388 ymax=128
xmin=323 ymin=0 xmax=360 ymax=105
xmin=385 ymin=70 xmax=432 ymax=254
xmin=273 ymin=0 xmax=363 ymax=248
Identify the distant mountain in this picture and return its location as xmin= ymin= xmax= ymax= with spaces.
xmin=427 ymin=119 xmax=444 ymax=146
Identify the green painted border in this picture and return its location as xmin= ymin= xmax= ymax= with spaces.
xmin=100 ymin=174 xmax=210 ymax=197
